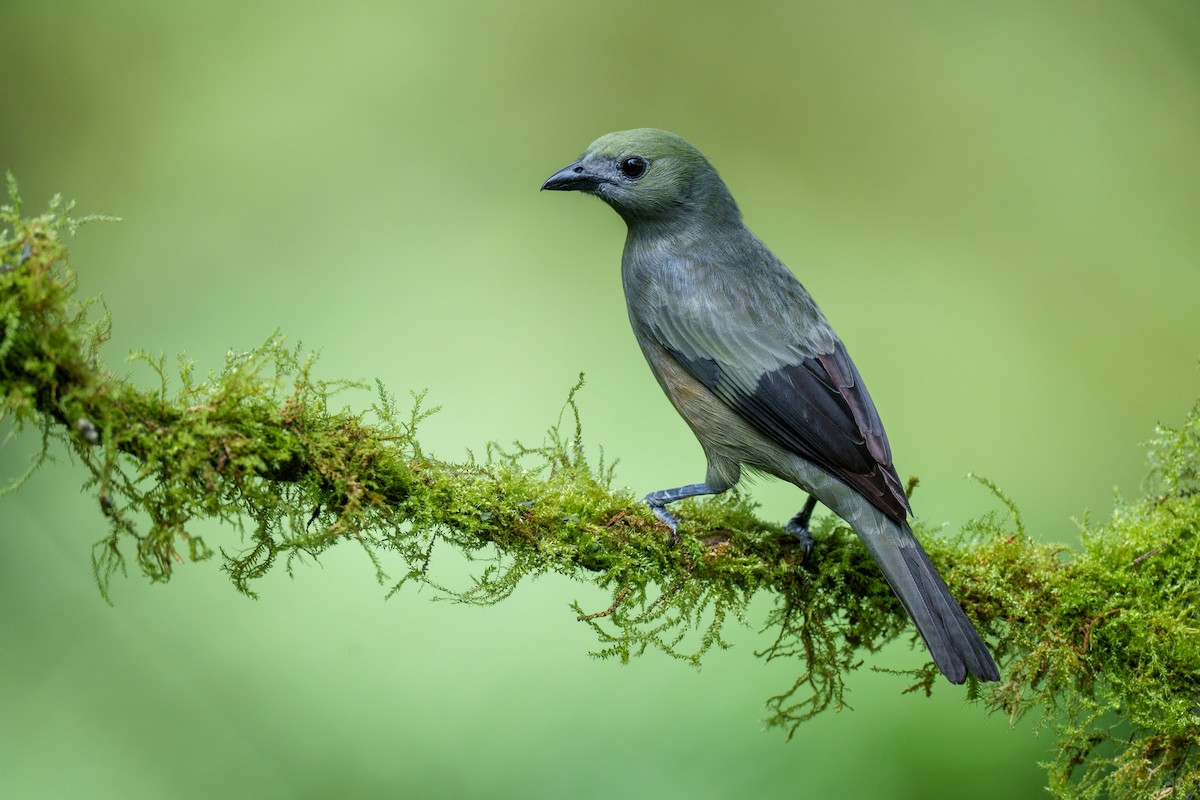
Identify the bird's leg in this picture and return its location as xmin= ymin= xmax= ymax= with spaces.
xmin=643 ymin=483 xmax=716 ymax=546
xmin=784 ymin=495 xmax=819 ymax=556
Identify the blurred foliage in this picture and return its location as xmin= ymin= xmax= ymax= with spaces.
xmin=4 ymin=182 xmax=1198 ymax=798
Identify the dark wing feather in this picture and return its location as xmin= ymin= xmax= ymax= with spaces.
xmin=653 ymin=318 xmax=911 ymax=524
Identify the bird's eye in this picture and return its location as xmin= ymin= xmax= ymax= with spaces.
xmin=619 ymin=156 xmax=648 ymax=179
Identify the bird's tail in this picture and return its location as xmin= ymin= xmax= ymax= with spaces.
xmin=855 ymin=515 xmax=1000 ymax=684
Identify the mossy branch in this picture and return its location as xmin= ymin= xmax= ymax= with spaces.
xmin=2 ymin=179 xmax=1197 ymax=799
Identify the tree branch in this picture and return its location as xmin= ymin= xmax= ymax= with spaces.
xmin=2 ymin=177 xmax=1197 ymax=799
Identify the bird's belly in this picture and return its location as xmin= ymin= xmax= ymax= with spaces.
xmin=641 ymin=340 xmax=801 ymax=491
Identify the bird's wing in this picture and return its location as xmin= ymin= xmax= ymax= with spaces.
xmin=649 ymin=264 xmax=911 ymax=523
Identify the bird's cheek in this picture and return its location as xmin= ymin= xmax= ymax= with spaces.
xmin=594 ymin=185 xmax=625 ymax=208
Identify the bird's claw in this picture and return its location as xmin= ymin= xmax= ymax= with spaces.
xmin=785 ymin=496 xmax=819 ymax=558
xmin=783 ymin=518 xmax=814 ymax=558
xmin=642 ymin=485 xmax=712 ymax=548
xmin=649 ymin=503 xmax=681 ymax=547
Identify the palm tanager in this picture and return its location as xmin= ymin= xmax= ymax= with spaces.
xmin=542 ymin=128 xmax=1000 ymax=684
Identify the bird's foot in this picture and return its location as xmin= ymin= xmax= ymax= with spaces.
xmin=783 ymin=518 xmax=814 ymax=558
xmin=648 ymin=503 xmax=681 ymax=547
xmin=642 ymin=483 xmax=712 ymax=548
xmin=643 ymin=484 xmax=715 ymax=546
xmin=784 ymin=496 xmax=819 ymax=558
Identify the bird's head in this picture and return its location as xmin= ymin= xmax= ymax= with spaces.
xmin=542 ymin=128 xmax=739 ymax=226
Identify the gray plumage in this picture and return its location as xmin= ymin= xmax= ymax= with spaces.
xmin=542 ymin=128 xmax=999 ymax=684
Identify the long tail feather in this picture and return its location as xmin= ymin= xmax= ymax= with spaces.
xmin=856 ymin=516 xmax=1000 ymax=683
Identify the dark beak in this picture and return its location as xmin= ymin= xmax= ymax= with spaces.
xmin=541 ymin=160 xmax=607 ymax=192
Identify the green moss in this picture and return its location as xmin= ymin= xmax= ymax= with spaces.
xmin=2 ymin=178 xmax=1198 ymax=797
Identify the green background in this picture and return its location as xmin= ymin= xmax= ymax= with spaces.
xmin=3 ymin=1 xmax=1198 ymax=797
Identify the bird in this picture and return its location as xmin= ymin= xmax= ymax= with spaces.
xmin=541 ymin=128 xmax=1000 ymax=684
